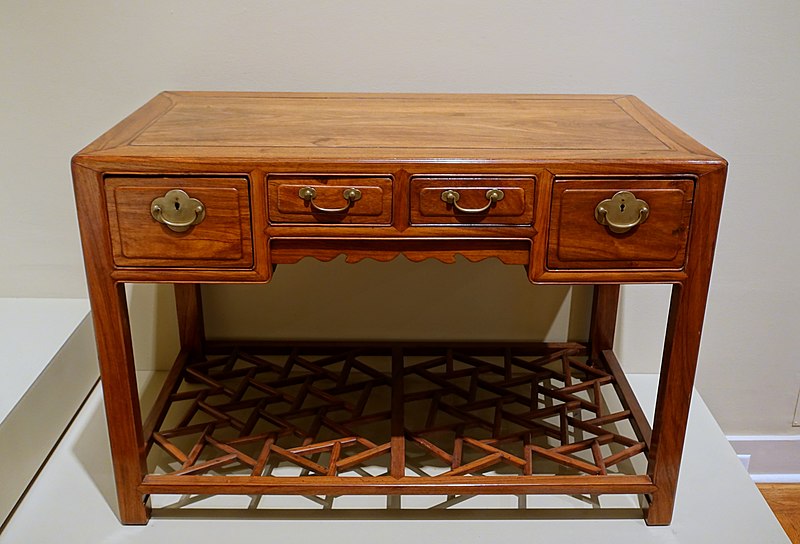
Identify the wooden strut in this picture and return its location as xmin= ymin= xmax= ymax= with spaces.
xmin=142 ymin=341 xmax=653 ymax=499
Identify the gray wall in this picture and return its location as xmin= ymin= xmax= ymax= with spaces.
xmin=3 ymin=1 xmax=799 ymax=436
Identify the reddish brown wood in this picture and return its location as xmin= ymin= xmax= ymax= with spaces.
xmin=174 ymin=284 xmax=205 ymax=358
xmin=268 ymin=237 xmax=532 ymax=266
xmin=391 ymin=347 xmax=405 ymax=479
xmin=142 ymin=349 xmax=190 ymax=448
xmin=141 ymin=343 xmax=649 ymax=499
xmin=409 ymin=175 xmax=535 ymax=225
xmin=205 ymin=340 xmax=587 ymax=353
xmin=548 ymin=178 xmax=694 ymax=270
xmin=72 ymin=92 xmax=724 ymax=282
xmin=757 ymin=484 xmax=800 ymax=542
xmin=71 ymin=92 xmax=726 ymax=525
xmin=268 ymin=174 xmax=393 ymax=224
xmin=79 ymin=92 xmax=718 ymax=162
xmin=589 ymin=285 xmax=620 ymax=363
xmin=601 ymin=350 xmax=653 ymax=449
xmin=72 ymin=163 xmax=149 ymax=524
xmin=645 ymin=165 xmax=726 ymax=525
xmin=105 ymin=177 xmax=253 ymax=268
xmin=139 ymin=474 xmax=657 ymax=496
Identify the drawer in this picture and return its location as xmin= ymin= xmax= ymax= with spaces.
xmin=410 ymin=176 xmax=535 ymax=225
xmin=105 ymin=177 xmax=253 ymax=268
xmin=547 ymin=178 xmax=694 ymax=270
xmin=268 ymin=175 xmax=392 ymax=224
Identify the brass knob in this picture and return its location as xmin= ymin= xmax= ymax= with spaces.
xmin=298 ymin=186 xmax=362 ymax=213
xmin=595 ymin=191 xmax=649 ymax=233
xmin=441 ymin=189 xmax=504 ymax=214
xmin=151 ymin=189 xmax=205 ymax=232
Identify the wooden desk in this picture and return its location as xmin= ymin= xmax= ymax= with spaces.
xmin=72 ymin=92 xmax=726 ymax=526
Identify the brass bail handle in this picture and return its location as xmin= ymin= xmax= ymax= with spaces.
xmin=594 ymin=191 xmax=649 ymax=233
xmin=441 ymin=189 xmax=504 ymax=214
xmin=298 ymin=186 xmax=362 ymax=213
xmin=151 ymin=189 xmax=206 ymax=232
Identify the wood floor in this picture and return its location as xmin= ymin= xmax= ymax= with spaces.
xmin=759 ymin=484 xmax=800 ymax=543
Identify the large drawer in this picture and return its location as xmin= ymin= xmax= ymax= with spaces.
xmin=268 ymin=174 xmax=392 ymax=224
xmin=547 ymin=178 xmax=694 ymax=270
xmin=410 ymin=175 xmax=535 ymax=225
xmin=105 ymin=177 xmax=253 ymax=268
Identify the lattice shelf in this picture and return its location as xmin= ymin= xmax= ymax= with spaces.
xmin=143 ymin=342 xmax=651 ymax=493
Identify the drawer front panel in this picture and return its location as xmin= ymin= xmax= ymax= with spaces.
xmin=105 ymin=177 xmax=253 ymax=268
xmin=268 ymin=175 xmax=392 ymax=224
xmin=410 ymin=176 xmax=535 ymax=225
xmin=548 ymin=178 xmax=694 ymax=270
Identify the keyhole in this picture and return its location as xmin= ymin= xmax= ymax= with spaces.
xmin=620 ymin=202 xmax=626 ymax=212
xmin=174 ymin=201 xmax=181 ymax=211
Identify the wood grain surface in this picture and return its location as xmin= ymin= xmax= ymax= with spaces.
xmin=105 ymin=177 xmax=253 ymax=268
xmin=73 ymin=92 xmax=723 ymax=163
xmin=759 ymin=484 xmax=800 ymax=543
xmin=548 ymin=177 xmax=694 ymax=270
xmin=71 ymin=92 xmax=727 ymax=526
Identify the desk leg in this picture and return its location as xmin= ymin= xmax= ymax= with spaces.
xmin=646 ymin=282 xmax=710 ymax=525
xmin=589 ymin=284 xmax=620 ymax=363
xmin=645 ymin=167 xmax=724 ymax=525
xmin=87 ymin=279 xmax=150 ymax=524
xmin=174 ymin=284 xmax=205 ymax=358
xmin=75 ymin=163 xmax=149 ymax=524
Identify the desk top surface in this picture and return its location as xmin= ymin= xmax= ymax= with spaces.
xmin=76 ymin=92 xmax=723 ymax=164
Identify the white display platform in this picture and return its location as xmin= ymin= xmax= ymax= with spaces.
xmin=0 ymin=372 xmax=788 ymax=543
xmin=0 ymin=298 xmax=98 ymax=526
xmin=0 ymin=298 xmax=92 ymax=421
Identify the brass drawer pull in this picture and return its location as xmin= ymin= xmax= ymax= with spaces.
xmin=440 ymin=189 xmax=504 ymax=214
xmin=150 ymin=189 xmax=205 ymax=232
xmin=298 ymin=186 xmax=362 ymax=213
xmin=595 ymin=191 xmax=649 ymax=233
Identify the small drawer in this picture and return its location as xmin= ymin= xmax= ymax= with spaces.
xmin=105 ymin=177 xmax=253 ymax=268
xmin=268 ymin=175 xmax=392 ymax=224
xmin=547 ymin=178 xmax=694 ymax=270
xmin=410 ymin=176 xmax=535 ymax=225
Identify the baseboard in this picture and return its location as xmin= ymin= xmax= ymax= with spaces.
xmin=728 ymin=435 xmax=800 ymax=483
xmin=749 ymin=474 xmax=800 ymax=484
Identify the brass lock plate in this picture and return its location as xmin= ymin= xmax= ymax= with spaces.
xmin=151 ymin=189 xmax=206 ymax=232
xmin=595 ymin=191 xmax=649 ymax=233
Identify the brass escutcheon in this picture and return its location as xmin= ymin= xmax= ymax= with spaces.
xmin=594 ymin=191 xmax=649 ymax=234
xmin=150 ymin=189 xmax=206 ymax=232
